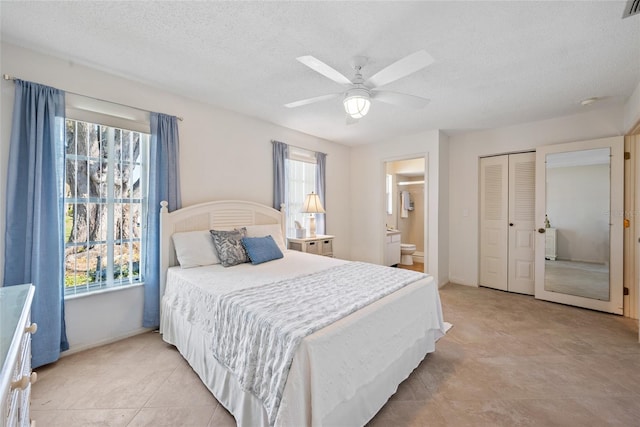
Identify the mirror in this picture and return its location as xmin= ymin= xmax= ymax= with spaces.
xmin=544 ymin=148 xmax=610 ymax=300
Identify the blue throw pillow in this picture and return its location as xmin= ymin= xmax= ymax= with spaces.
xmin=242 ymin=235 xmax=284 ymax=265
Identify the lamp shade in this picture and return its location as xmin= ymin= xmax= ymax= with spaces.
xmin=343 ymin=87 xmax=371 ymax=119
xmin=301 ymin=192 xmax=325 ymax=214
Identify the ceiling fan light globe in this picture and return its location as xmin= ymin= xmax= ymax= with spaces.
xmin=343 ymin=95 xmax=371 ymax=119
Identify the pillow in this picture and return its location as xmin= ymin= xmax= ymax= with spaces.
xmin=242 ymin=235 xmax=284 ymax=265
xmin=210 ymin=228 xmax=248 ymax=267
xmin=244 ymin=224 xmax=287 ymax=253
xmin=172 ymin=231 xmax=219 ymax=268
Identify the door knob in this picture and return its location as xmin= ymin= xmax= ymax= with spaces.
xmin=538 ymin=228 xmax=546 ymax=233
xmin=509 ymin=223 xmax=514 ymax=226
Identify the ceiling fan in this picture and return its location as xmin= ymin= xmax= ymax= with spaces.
xmin=284 ymin=50 xmax=434 ymax=122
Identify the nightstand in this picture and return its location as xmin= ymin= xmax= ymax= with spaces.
xmin=288 ymin=235 xmax=334 ymax=257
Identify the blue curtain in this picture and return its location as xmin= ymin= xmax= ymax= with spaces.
xmin=3 ymin=80 xmax=69 ymax=368
xmin=272 ymin=140 xmax=288 ymax=210
xmin=143 ymin=113 xmax=181 ymax=328
xmin=315 ymin=151 xmax=327 ymax=235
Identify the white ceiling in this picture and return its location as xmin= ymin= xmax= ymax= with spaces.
xmin=1 ymin=1 xmax=639 ymax=146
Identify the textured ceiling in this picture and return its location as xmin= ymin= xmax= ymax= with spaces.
xmin=1 ymin=1 xmax=639 ymax=145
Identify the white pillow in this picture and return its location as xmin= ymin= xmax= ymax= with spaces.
xmin=172 ymin=230 xmax=219 ymax=268
xmin=244 ymin=224 xmax=287 ymax=253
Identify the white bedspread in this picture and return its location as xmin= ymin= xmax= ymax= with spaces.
xmin=161 ymin=251 xmax=445 ymax=426
xmin=162 ymin=252 xmax=347 ymax=335
xmin=209 ymin=262 xmax=428 ymax=425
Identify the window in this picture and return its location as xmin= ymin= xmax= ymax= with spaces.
xmin=63 ymin=118 xmax=149 ymax=296
xmin=285 ymin=147 xmax=317 ymax=237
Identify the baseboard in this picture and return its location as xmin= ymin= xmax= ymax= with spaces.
xmin=448 ymin=277 xmax=479 ymax=287
xmin=61 ymin=327 xmax=154 ymax=357
xmin=438 ymin=281 xmax=449 ymax=289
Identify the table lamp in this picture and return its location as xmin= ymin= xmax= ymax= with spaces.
xmin=301 ymin=192 xmax=325 ymax=238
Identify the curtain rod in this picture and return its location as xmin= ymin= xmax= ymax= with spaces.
xmin=3 ymin=74 xmax=183 ymax=121
xmin=272 ymin=140 xmax=328 ymax=157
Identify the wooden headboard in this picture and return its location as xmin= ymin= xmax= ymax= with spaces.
xmin=159 ymin=200 xmax=285 ymax=299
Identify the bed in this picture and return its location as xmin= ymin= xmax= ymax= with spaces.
xmin=158 ymin=200 xmax=446 ymax=426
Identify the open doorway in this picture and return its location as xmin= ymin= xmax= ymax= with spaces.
xmin=384 ymin=158 xmax=426 ymax=272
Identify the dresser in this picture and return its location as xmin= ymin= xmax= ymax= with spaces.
xmin=1 ymin=284 xmax=36 ymax=427
xmin=288 ymin=235 xmax=334 ymax=257
xmin=545 ymin=228 xmax=557 ymax=261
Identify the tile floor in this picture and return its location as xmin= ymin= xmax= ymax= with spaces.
xmin=31 ymin=283 xmax=639 ymax=426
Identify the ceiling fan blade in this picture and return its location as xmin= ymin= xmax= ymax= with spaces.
xmin=372 ymin=91 xmax=430 ymax=109
xmin=284 ymin=93 xmax=341 ymax=108
xmin=365 ymin=50 xmax=434 ymax=88
xmin=297 ymin=56 xmax=353 ymax=86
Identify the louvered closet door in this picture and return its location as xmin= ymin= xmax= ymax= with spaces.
xmin=480 ymin=156 xmax=508 ymax=291
xmin=507 ymin=152 xmax=536 ymax=295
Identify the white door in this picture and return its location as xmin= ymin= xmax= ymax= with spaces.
xmin=535 ymin=136 xmax=624 ymax=314
xmin=480 ymin=156 xmax=508 ymax=291
xmin=508 ymin=153 xmax=536 ymax=294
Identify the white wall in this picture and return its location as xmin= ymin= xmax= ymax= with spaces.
xmin=0 ymin=43 xmax=351 ymax=353
xmin=624 ymin=81 xmax=640 ymax=132
xmin=448 ymin=105 xmax=626 ymax=286
xmin=438 ymin=131 xmax=450 ymax=285
xmin=350 ymin=129 xmax=450 ymax=286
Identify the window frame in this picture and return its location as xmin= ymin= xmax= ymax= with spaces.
xmin=63 ymin=116 xmax=149 ymax=298
xmin=285 ymin=147 xmax=318 ymax=238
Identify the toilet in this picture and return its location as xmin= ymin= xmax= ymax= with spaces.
xmin=400 ymin=243 xmax=416 ymax=265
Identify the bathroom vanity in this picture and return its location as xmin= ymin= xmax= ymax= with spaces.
xmin=385 ymin=230 xmax=401 ymax=266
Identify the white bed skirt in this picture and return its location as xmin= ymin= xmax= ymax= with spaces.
xmin=161 ymin=276 xmax=445 ymax=426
